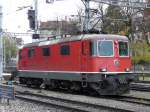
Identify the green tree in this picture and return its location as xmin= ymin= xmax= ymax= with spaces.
xmin=3 ymin=35 xmax=17 ymax=64
xmin=102 ymin=5 xmax=126 ymax=34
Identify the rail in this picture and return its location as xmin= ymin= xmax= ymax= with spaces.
xmin=16 ymin=91 xmax=133 ymax=112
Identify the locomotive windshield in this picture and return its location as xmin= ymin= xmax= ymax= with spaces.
xmin=119 ymin=41 xmax=128 ymax=56
xmin=98 ymin=41 xmax=113 ymax=56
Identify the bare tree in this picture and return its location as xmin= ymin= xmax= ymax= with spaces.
xmin=76 ymin=5 xmax=85 ymax=31
xmin=120 ymin=4 xmax=144 ymax=40
xmin=75 ymin=3 xmax=106 ymax=32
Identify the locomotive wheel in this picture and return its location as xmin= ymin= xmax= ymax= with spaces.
xmin=26 ymin=79 xmax=32 ymax=87
xmin=99 ymin=80 xmax=109 ymax=89
xmin=90 ymin=78 xmax=119 ymax=95
xmin=107 ymin=78 xmax=118 ymax=91
xmin=49 ymin=80 xmax=59 ymax=90
xmin=70 ymin=82 xmax=81 ymax=92
xmin=45 ymin=85 xmax=50 ymax=90
xmin=60 ymin=81 xmax=71 ymax=89
xmin=27 ymin=82 xmax=31 ymax=87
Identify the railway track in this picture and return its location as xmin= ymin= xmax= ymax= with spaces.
xmin=131 ymin=83 xmax=150 ymax=92
xmin=16 ymin=95 xmax=88 ymax=112
xmin=106 ymin=96 xmax=150 ymax=107
xmin=16 ymin=91 xmax=133 ymax=112
xmin=12 ymin=84 xmax=150 ymax=112
xmin=134 ymin=81 xmax=150 ymax=84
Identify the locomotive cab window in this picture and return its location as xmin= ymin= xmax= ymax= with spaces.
xmin=119 ymin=42 xmax=128 ymax=56
xmin=42 ymin=47 xmax=50 ymax=56
xmin=98 ymin=41 xmax=113 ymax=56
xmin=60 ymin=45 xmax=70 ymax=55
xmin=28 ymin=49 xmax=35 ymax=57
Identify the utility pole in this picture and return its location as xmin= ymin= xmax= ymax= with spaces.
xmin=30 ymin=0 xmax=40 ymax=40
xmin=84 ymin=0 xmax=90 ymax=33
xmin=0 ymin=6 xmax=3 ymax=80
xmin=34 ymin=0 xmax=38 ymax=34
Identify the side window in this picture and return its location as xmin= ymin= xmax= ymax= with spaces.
xmin=60 ymin=45 xmax=70 ymax=55
xmin=28 ymin=49 xmax=35 ymax=57
xmin=42 ymin=47 xmax=50 ymax=56
xmin=19 ymin=50 xmax=22 ymax=60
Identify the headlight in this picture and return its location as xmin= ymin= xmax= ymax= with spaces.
xmin=100 ymin=68 xmax=107 ymax=72
xmin=125 ymin=68 xmax=130 ymax=72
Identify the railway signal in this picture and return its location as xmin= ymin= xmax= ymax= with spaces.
xmin=28 ymin=9 xmax=35 ymax=30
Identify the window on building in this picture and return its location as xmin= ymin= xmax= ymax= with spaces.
xmin=42 ymin=47 xmax=50 ymax=56
xmin=60 ymin=45 xmax=70 ymax=55
xmin=28 ymin=48 xmax=35 ymax=57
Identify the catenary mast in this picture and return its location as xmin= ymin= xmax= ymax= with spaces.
xmin=0 ymin=6 xmax=3 ymax=79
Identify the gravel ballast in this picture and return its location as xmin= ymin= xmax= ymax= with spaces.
xmin=0 ymin=99 xmax=65 ymax=112
xmin=15 ymin=85 xmax=150 ymax=112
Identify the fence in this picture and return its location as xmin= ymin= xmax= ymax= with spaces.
xmin=0 ymin=84 xmax=15 ymax=104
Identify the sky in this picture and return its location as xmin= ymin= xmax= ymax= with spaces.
xmin=0 ymin=0 xmax=84 ymax=43
xmin=0 ymin=0 xmax=148 ymax=43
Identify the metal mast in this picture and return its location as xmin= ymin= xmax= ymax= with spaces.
xmin=34 ymin=0 xmax=38 ymax=34
xmin=84 ymin=0 xmax=90 ymax=33
xmin=0 ymin=6 xmax=3 ymax=79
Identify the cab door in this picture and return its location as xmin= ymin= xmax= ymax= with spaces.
xmin=81 ymin=40 xmax=90 ymax=72
xmin=27 ymin=47 xmax=36 ymax=70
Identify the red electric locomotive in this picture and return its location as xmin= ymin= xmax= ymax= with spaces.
xmin=17 ymin=34 xmax=135 ymax=95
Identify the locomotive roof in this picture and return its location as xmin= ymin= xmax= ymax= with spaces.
xmin=23 ymin=34 xmax=128 ymax=48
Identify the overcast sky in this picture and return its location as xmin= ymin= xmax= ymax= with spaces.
xmin=0 ymin=0 xmax=84 ymax=31
xmin=0 ymin=0 xmax=84 ymax=43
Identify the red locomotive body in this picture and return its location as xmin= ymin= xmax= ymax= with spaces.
xmin=17 ymin=34 xmax=134 ymax=95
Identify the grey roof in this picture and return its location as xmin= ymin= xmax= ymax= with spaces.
xmin=23 ymin=34 xmax=128 ymax=48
